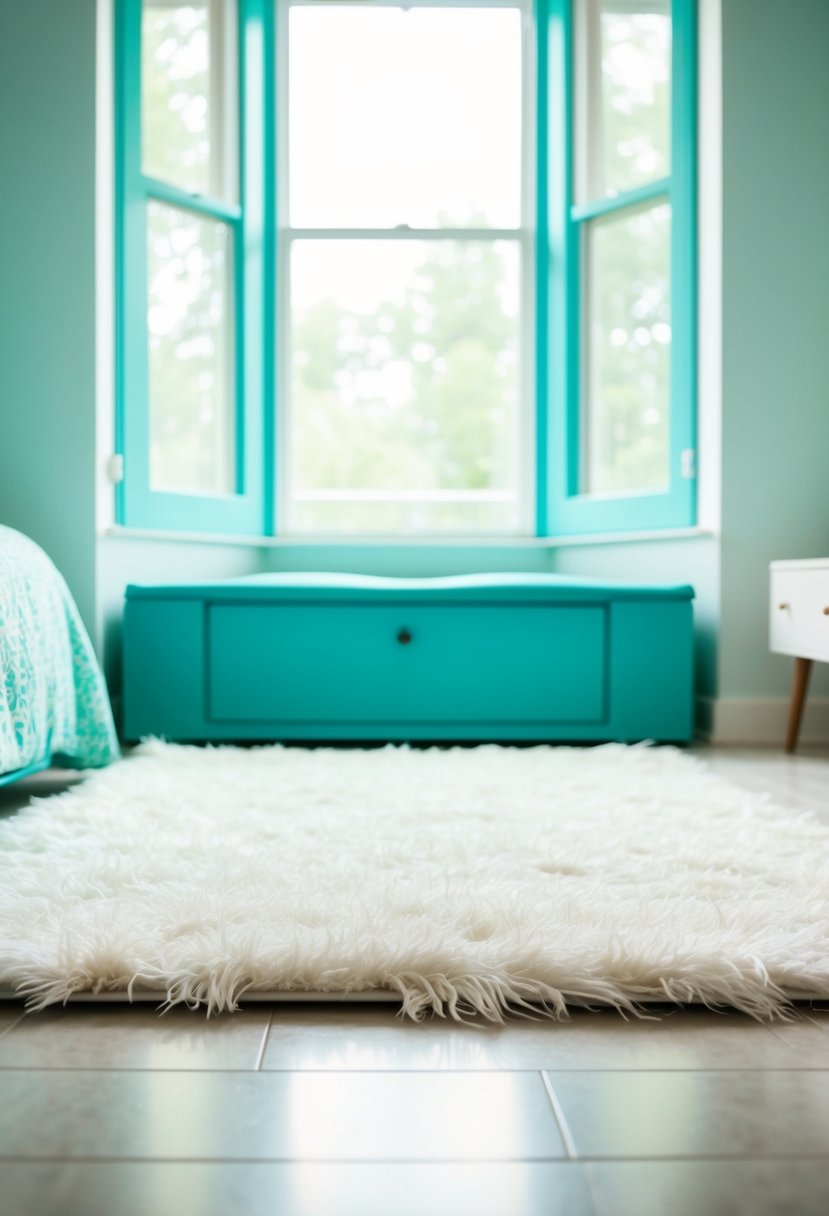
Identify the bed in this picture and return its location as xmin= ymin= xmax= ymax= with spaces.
xmin=0 ymin=525 xmax=119 ymax=786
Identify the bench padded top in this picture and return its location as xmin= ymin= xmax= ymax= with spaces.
xmin=126 ymin=571 xmax=694 ymax=603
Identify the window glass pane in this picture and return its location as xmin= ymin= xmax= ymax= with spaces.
xmin=287 ymin=240 xmax=522 ymax=535
xmin=575 ymin=0 xmax=671 ymax=202
xmin=289 ymin=6 xmax=522 ymax=228
xmin=583 ymin=202 xmax=670 ymax=495
xmin=147 ymin=201 xmax=235 ymax=494
xmin=142 ymin=0 xmax=237 ymax=200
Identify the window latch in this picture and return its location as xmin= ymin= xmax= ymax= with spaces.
xmin=107 ymin=454 xmax=125 ymax=484
xmin=680 ymin=449 xmax=696 ymax=480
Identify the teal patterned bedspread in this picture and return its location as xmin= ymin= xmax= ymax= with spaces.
xmin=0 ymin=526 xmax=119 ymax=777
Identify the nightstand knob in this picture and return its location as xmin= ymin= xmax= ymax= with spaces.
xmin=823 ymin=607 xmax=829 ymax=616
xmin=778 ymin=602 xmax=790 ymax=610
xmin=397 ymin=627 xmax=413 ymax=645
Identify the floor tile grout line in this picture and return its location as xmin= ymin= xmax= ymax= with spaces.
xmin=0 ymin=1066 xmax=546 ymax=1076
xmin=0 ymin=1154 xmax=575 ymax=1166
xmin=761 ymin=1019 xmax=806 ymax=1047
xmin=540 ymin=1070 xmax=579 ymax=1160
xmin=802 ymin=1011 xmax=829 ymax=1034
xmin=541 ymin=1153 xmax=829 ymax=1163
xmin=235 ymin=1062 xmax=829 ymax=1075
xmin=765 ymin=1016 xmax=829 ymax=1046
xmin=7 ymin=1151 xmax=829 ymax=1166
xmin=3 ymin=1065 xmax=829 ymax=1075
xmin=581 ymin=1160 xmax=610 ymax=1216
xmin=254 ymin=1008 xmax=274 ymax=1071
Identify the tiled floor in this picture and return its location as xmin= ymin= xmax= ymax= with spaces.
xmin=0 ymin=746 xmax=827 ymax=1216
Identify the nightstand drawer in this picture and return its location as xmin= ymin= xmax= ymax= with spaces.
xmin=207 ymin=603 xmax=608 ymax=725
xmin=770 ymin=568 xmax=829 ymax=661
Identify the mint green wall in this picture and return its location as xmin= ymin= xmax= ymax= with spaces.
xmin=0 ymin=0 xmax=98 ymax=633
xmin=719 ymin=0 xmax=829 ymax=698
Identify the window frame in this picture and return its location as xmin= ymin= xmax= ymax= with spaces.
xmin=116 ymin=0 xmax=268 ymax=535
xmin=541 ymin=0 xmax=697 ymax=536
xmin=115 ymin=0 xmax=696 ymax=542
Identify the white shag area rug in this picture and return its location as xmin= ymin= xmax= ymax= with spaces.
xmin=1 ymin=741 xmax=828 ymax=1020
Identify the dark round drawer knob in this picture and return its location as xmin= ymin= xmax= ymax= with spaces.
xmin=397 ymin=627 xmax=413 ymax=645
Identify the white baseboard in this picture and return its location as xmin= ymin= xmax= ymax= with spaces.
xmin=696 ymin=695 xmax=829 ymax=746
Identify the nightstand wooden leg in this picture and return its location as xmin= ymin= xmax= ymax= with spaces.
xmin=785 ymin=656 xmax=813 ymax=753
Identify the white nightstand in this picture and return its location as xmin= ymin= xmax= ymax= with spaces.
xmin=770 ymin=557 xmax=829 ymax=751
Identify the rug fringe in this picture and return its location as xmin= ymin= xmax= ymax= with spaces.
xmin=4 ymin=969 xmax=829 ymax=1021
xmin=3 ymin=949 xmax=829 ymax=1021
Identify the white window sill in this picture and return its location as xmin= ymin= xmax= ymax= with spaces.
xmin=101 ymin=525 xmax=715 ymax=549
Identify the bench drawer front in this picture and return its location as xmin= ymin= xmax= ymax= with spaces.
xmin=208 ymin=603 xmax=607 ymax=724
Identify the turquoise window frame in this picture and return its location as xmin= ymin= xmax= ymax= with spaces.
xmin=116 ymin=0 xmax=695 ymax=542
xmin=116 ymin=0 xmax=269 ymax=535
xmin=540 ymin=0 xmax=697 ymax=536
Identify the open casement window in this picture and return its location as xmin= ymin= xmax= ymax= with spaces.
xmin=116 ymin=0 xmax=696 ymax=541
xmin=542 ymin=0 xmax=696 ymax=535
xmin=117 ymin=0 xmax=266 ymax=533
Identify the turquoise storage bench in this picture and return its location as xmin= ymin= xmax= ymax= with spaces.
xmin=122 ymin=572 xmax=695 ymax=743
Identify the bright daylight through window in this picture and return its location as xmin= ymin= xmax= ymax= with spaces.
xmin=283 ymin=3 xmax=527 ymax=535
xmin=119 ymin=0 xmax=695 ymax=539
xmin=142 ymin=0 xmax=239 ymax=498
xmin=575 ymin=0 xmax=672 ymax=497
